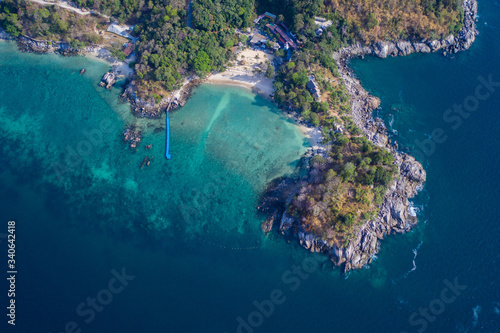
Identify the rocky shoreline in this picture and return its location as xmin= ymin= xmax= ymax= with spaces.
xmin=264 ymin=0 xmax=478 ymax=272
xmin=15 ymin=35 xmax=81 ymax=56
xmin=335 ymin=0 xmax=478 ymax=60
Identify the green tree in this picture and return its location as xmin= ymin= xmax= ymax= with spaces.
xmin=265 ymin=64 xmax=274 ymax=78
xmin=367 ymin=13 xmax=379 ymax=30
xmin=0 ymin=12 xmax=21 ymax=37
xmin=193 ymin=50 xmax=211 ymax=74
xmin=341 ymin=162 xmax=357 ymax=182
xmin=293 ymin=13 xmax=304 ymax=31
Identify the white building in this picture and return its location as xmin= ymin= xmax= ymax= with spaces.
xmin=107 ymin=24 xmax=134 ymax=40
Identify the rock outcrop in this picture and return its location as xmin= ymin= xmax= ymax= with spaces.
xmin=99 ymin=72 xmax=116 ymax=89
xmin=16 ymin=35 xmax=78 ymax=55
xmin=123 ymin=79 xmax=199 ymax=118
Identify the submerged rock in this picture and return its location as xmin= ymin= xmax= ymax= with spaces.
xmin=123 ymin=126 xmax=142 ymax=149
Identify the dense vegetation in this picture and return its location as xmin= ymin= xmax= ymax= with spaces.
xmin=1 ymin=0 xmax=464 ymax=96
xmin=70 ymin=0 xmax=148 ymax=23
xmin=289 ymin=124 xmax=397 ymax=246
xmin=257 ymin=0 xmax=462 ymax=42
xmin=191 ymin=0 xmax=254 ymax=31
xmin=0 ymin=0 xmax=22 ymax=37
xmin=132 ymin=0 xmax=256 ymax=96
xmin=272 ymin=28 xmax=350 ymax=128
xmin=0 ymin=0 xmax=104 ymax=45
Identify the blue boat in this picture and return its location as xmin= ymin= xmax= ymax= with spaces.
xmin=165 ymin=111 xmax=171 ymax=159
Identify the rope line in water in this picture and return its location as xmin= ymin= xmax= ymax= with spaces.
xmin=192 ymin=235 xmax=261 ymax=250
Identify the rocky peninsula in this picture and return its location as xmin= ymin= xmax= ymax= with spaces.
xmin=263 ymin=0 xmax=478 ymax=272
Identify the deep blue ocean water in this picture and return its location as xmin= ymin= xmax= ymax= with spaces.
xmin=1 ymin=1 xmax=500 ymax=331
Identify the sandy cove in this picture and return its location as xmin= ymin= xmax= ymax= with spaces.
xmin=206 ymin=48 xmax=275 ymax=98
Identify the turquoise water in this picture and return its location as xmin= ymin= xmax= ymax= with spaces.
xmin=2 ymin=1 xmax=500 ymax=330
xmin=0 ymin=42 xmax=306 ymax=246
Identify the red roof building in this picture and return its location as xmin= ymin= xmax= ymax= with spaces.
xmin=275 ymin=26 xmax=297 ymax=50
xmin=123 ymin=43 xmax=134 ymax=57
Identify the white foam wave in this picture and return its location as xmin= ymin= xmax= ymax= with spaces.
xmin=409 ymin=201 xmax=426 ymax=217
xmin=388 ymin=115 xmax=394 ymax=129
xmin=409 ymin=206 xmax=417 ymax=217
xmin=403 ymin=240 xmax=423 ymax=278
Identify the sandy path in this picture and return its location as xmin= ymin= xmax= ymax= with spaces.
xmin=29 ymin=0 xmax=109 ymax=18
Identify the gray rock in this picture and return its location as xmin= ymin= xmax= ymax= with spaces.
xmin=396 ymin=41 xmax=415 ymax=56
xmin=389 ymin=194 xmax=407 ymax=225
xmin=99 ymin=72 xmax=116 ymax=89
xmin=388 ymin=43 xmax=399 ymax=57
xmin=412 ymin=42 xmax=431 ymax=53
xmin=400 ymin=159 xmax=426 ymax=183
xmin=373 ymin=41 xmax=398 ymax=58
xmin=442 ymin=34 xmax=456 ymax=47
xmin=372 ymin=132 xmax=389 ymax=147
xmin=279 ymin=213 xmax=294 ymax=234
xmin=428 ymin=40 xmax=442 ymax=51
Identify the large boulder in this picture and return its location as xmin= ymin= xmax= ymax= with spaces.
xmin=279 ymin=213 xmax=295 ymax=234
xmin=99 ymin=72 xmax=116 ymax=89
xmin=389 ymin=194 xmax=407 ymax=225
xmin=372 ymin=132 xmax=389 ymax=147
xmin=396 ymin=41 xmax=415 ymax=56
xmin=400 ymin=159 xmax=426 ymax=183
xmin=412 ymin=42 xmax=431 ymax=53
xmin=367 ymin=96 xmax=381 ymax=109
xmin=373 ymin=41 xmax=399 ymax=58
xmin=427 ymin=40 xmax=443 ymax=51
xmin=442 ymin=34 xmax=456 ymax=47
